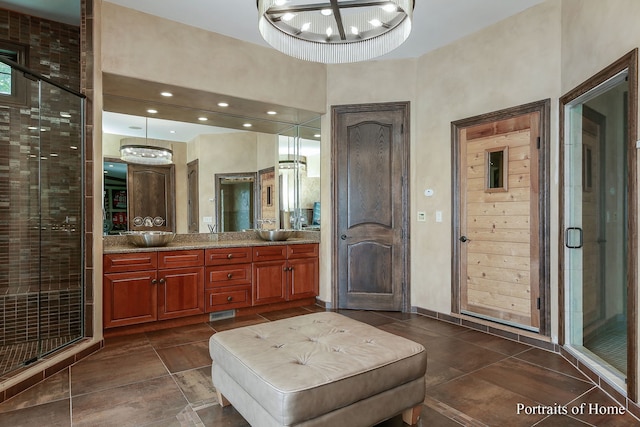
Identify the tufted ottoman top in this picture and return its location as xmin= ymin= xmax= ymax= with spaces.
xmin=209 ymin=311 xmax=427 ymax=425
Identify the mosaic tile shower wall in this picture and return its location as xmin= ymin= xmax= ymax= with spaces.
xmin=0 ymin=9 xmax=83 ymax=366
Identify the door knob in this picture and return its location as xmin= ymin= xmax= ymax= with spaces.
xmin=227 ymin=273 xmax=233 ymax=279
xmin=340 ymin=234 xmax=347 ymax=240
xmin=459 ymin=236 xmax=469 ymax=243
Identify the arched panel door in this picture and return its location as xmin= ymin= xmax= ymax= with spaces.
xmin=333 ymin=103 xmax=409 ymax=311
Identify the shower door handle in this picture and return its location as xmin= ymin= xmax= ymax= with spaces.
xmin=565 ymin=227 xmax=583 ymax=249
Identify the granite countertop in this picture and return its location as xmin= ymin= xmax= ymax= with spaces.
xmin=103 ymin=230 xmax=320 ymax=254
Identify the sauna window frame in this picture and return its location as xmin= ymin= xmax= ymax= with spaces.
xmin=485 ymin=146 xmax=509 ymax=193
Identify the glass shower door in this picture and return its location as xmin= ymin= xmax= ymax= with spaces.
xmin=564 ymin=71 xmax=629 ymax=382
xmin=0 ymin=60 xmax=84 ymax=375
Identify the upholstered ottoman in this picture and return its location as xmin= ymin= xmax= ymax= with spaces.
xmin=209 ymin=312 xmax=427 ymax=427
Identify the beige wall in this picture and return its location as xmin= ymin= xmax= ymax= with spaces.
xmin=100 ymin=2 xmax=327 ymax=113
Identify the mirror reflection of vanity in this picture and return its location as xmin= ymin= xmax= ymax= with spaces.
xmin=102 ymin=107 xmax=321 ymax=235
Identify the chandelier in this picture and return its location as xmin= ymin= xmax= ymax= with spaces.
xmin=257 ymin=0 xmax=414 ymax=64
xmin=120 ymin=116 xmax=173 ymax=165
xmin=120 ymin=145 xmax=173 ymax=165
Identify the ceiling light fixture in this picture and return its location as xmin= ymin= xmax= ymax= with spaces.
xmin=120 ymin=117 xmax=173 ymax=165
xmin=160 ymin=91 xmax=173 ymax=97
xmin=147 ymin=109 xmax=158 ymax=114
xmin=218 ymin=102 xmax=229 ymax=107
xmin=257 ymin=0 xmax=414 ymax=64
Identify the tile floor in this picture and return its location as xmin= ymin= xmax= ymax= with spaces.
xmin=0 ymin=305 xmax=638 ymax=426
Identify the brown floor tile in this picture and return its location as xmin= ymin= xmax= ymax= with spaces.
xmin=71 ymin=348 xmax=168 ymax=396
xmin=0 ymin=369 xmax=69 ymax=414
xmin=0 ymin=398 xmax=70 ymax=427
xmin=424 ymin=358 xmax=466 ymax=389
xmin=569 ymin=388 xmax=639 ymax=426
xmin=71 ymin=376 xmax=188 ymax=427
xmin=373 ymin=404 xmax=459 ymax=426
xmin=471 ymin=357 xmax=594 ymax=406
xmin=145 ymin=323 xmax=215 ymax=349
xmin=425 ymin=335 xmax=508 ymax=373
xmin=172 ymin=366 xmax=217 ymax=408
xmin=156 ymin=340 xmax=211 ymax=374
xmin=259 ymin=306 xmax=318 ymax=321
xmin=535 ymin=414 xmax=591 ymax=426
xmin=403 ymin=316 xmax=469 ymax=336
xmin=87 ymin=332 xmax=152 ymax=362
xmin=456 ymin=329 xmax=532 ymax=356
xmin=378 ymin=321 xmax=450 ymax=348
xmin=336 ymin=309 xmax=397 ymax=326
xmin=196 ymin=403 xmax=250 ymax=426
xmin=428 ymin=374 xmax=546 ymax=426
xmin=515 ymin=347 xmax=591 ymax=381
xmin=209 ymin=313 xmax=270 ymax=332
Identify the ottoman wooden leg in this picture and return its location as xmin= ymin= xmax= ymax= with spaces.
xmin=402 ymin=405 xmax=422 ymax=425
xmin=216 ymin=389 xmax=231 ymax=407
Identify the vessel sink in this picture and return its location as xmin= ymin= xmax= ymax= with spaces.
xmin=257 ymin=229 xmax=293 ymax=241
xmin=121 ymin=231 xmax=176 ymax=247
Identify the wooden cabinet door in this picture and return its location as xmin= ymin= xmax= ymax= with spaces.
xmin=104 ymin=270 xmax=157 ymax=328
xmin=253 ymin=260 xmax=287 ymax=305
xmin=288 ymin=257 xmax=319 ymax=300
xmin=158 ymin=267 xmax=204 ymax=320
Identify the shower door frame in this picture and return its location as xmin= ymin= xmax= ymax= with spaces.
xmin=559 ymin=49 xmax=638 ymax=401
xmin=0 ymin=56 xmax=86 ymax=372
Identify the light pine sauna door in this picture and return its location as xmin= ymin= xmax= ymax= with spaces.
xmin=458 ymin=112 xmax=541 ymax=330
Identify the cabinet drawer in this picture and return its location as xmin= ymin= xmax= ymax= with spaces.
xmin=158 ymin=250 xmax=204 ymax=269
xmin=287 ymin=243 xmax=319 ymax=259
xmin=206 ymin=264 xmax=251 ymax=288
xmin=252 ymin=245 xmax=287 ymax=262
xmin=206 ymin=286 xmax=252 ymax=311
xmin=103 ymin=252 xmax=157 ymax=273
xmin=206 ymin=247 xmax=253 ymax=265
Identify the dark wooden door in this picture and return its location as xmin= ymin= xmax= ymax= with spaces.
xmin=128 ymin=164 xmax=176 ymax=232
xmin=187 ymin=160 xmax=199 ymax=233
xmin=333 ymin=102 xmax=409 ymax=311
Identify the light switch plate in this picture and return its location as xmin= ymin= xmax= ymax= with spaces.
xmin=417 ymin=211 xmax=426 ymax=222
xmin=435 ymin=211 xmax=443 ymax=223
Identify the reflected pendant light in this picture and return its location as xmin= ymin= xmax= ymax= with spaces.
xmin=120 ymin=117 xmax=173 ymax=165
xmin=257 ymin=0 xmax=414 ymax=64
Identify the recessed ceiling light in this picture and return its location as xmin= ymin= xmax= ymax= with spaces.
xmin=28 ymin=126 xmax=38 ymax=130
xmin=321 ymin=8 xmax=332 ymax=16
xmin=70 ymin=146 xmax=78 ymax=150
xmin=314 ymin=133 xmax=321 ymax=138
xmin=267 ymin=111 xmax=277 ymax=115
xmin=160 ymin=91 xmax=173 ymax=97
xmin=218 ymin=102 xmax=229 ymax=107
xmin=50 ymin=153 xmax=59 ymax=157
xmin=198 ymin=117 xmax=208 ymax=121
xmin=243 ymin=123 xmax=252 ymax=128
xmin=60 ymin=112 xmax=71 ymax=118
xmin=108 ymin=164 xmax=114 ymax=167
xmin=147 ymin=109 xmax=158 ymax=114
xmin=170 ymin=130 xmax=176 ymax=134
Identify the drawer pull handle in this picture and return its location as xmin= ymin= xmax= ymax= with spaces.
xmin=227 ymin=296 xmax=233 ymax=302
xmin=159 ymin=278 xmax=165 ymax=284
xmin=227 ymin=273 xmax=233 ymax=279
xmin=151 ymin=279 xmax=157 ymax=285
xmin=227 ymin=253 xmax=233 ymax=259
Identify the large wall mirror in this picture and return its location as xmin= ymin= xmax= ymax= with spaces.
xmin=102 ymin=110 xmax=321 ymax=235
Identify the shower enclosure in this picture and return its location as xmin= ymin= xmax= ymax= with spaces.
xmin=0 ymin=58 xmax=85 ymax=376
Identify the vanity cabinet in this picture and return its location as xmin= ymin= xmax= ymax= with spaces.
xmin=103 ymin=250 xmax=205 ymax=328
xmin=205 ymin=247 xmax=253 ymax=311
xmin=252 ymin=243 xmax=319 ymax=306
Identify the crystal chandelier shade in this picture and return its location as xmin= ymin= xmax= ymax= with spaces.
xmin=120 ymin=145 xmax=173 ymax=165
xmin=257 ymin=0 xmax=414 ymax=64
